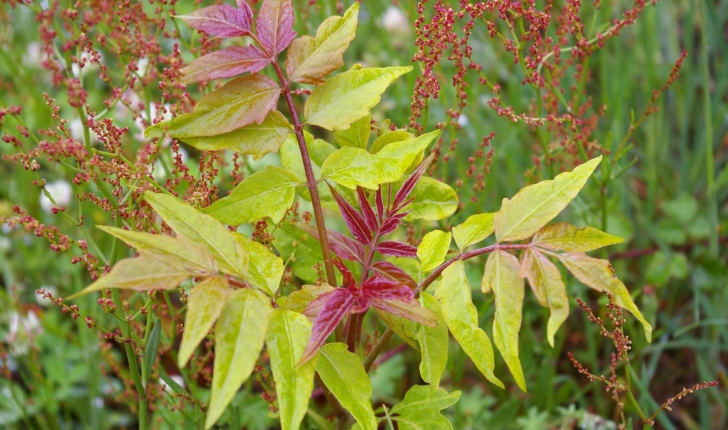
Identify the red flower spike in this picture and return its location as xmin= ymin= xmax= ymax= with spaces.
xmin=299 ymin=289 xmax=357 ymax=365
xmin=176 ymin=4 xmax=253 ymax=38
xmin=333 ymin=259 xmax=356 ymax=288
xmin=298 ymin=223 xmax=365 ymax=263
xmin=376 ymin=241 xmax=418 ymax=257
xmin=327 ymin=183 xmax=371 ymax=244
xmin=394 ymin=153 xmax=435 ymax=209
xmin=357 ymin=187 xmax=378 ymax=233
xmin=375 ymin=188 xmax=384 ymax=221
xmin=371 ymin=261 xmax=417 ymax=290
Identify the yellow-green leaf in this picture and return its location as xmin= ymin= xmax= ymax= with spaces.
xmin=278 ymin=284 xmax=335 ymax=314
xmin=304 ymin=66 xmax=412 ymax=130
xmin=403 ymin=176 xmax=458 ymax=222
xmin=69 ymin=256 xmax=189 ymax=298
xmin=286 ymin=3 xmax=359 ymax=85
xmin=179 ymin=110 xmax=291 ymax=160
xmin=531 ymin=222 xmax=624 ymax=252
xmin=554 ymin=252 xmax=652 ymax=341
xmin=178 ymin=276 xmax=231 ymax=368
xmin=369 ymin=130 xmax=415 ymax=154
xmin=144 ymin=192 xmax=249 ymax=282
xmin=494 ymin=156 xmax=602 ymax=242
xmin=97 ymin=225 xmax=216 ymax=273
xmin=334 ymin=114 xmax=370 ymax=149
xmin=316 ymin=343 xmax=377 ymax=430
xmin=389 ymin=385 xmax=460 ymax=430
xmin=321 ymin=130 xmax=438 ymax=190
xmin=482 ymin=250 xmax=526 ymax=392
xmin=373 ymin=308 xmax=419 ymax=350
xmin=518 ymin=249 xmax=567 ymax=348
xmin=417 ymin=230 xmax=451 ymax=273
xmin=452 ymin=213 xmax=494 ymax=250
xmin=272 ymin=222 xmax=326 ymax=285
xmin=203 ymin=166 xmax=300 ymax=225
xmin=145 ymin=74 xmax=280 ymax=138
xmin=416 ymin=293 xmax=448 ymax=392
xmin=267 ymin=309 xmax=317 ymax=430
xmin=233 ymin=233 xmax=284 ymax=296
xmin=206 ymin=288 xmax=272 ymax=429
xmin=434 ymin=261 xmax=503 ymax=388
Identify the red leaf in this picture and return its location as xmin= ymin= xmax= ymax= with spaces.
xmin=371 ymin=261 xmax=417 ymax=290
xmin=362 ymin=277 xmax=414 ymax=301
xmin=375 ymin=188 xmax=385 ymax=221
xmin=357 ymin=187 xmax=378 ymax=233
xmin=177 ymin=4 xmax=252 ymax=38
xmin=299 ymin=288 xmax=356 ymax=364
xmin=180 ymin=46 xmax=270 ymax=84
xmin=333 ymin=259 xmax=356 ymax=288
xmin=376 ymin=241 xmax=417 ymax=257
xmin=393 ymin=153 xmax=435 ymax=210
xmin=380 ymin=212 xmax=407 ymax=235
xmin=370 ymin=298 xmax=438 ymax=326
xmin=256 ymin=0 xmax=296 ymax=55
xmin=298 ymin=223 xmax=365 ymax=263
xmin=328 ymin=183 xmax=371 ymax=244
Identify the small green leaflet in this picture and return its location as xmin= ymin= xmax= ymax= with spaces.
xmin=369 ymin=130 xmax=415 ymax=154
xmin=389 ymin=385 xmax=461 ymax=430
xmin=286 ymin=3 xmax=359 ymax=85
xmin=278 ymin=284 xmax=335 ymax=314
xmin=206 ymin=288 xmax=272 ymax=429
xmin=145 ymin=74 xmax=280 ymax=138
xmin=267 ymin=310 xmax=317 ymax=430
xmin=416 ymin=293 xmax=448 ymax=393
xmin=482 ymin=250 xmax=527 ymax=392
xmin=233 ymin=233 xmax=284 ymax=296
xmin=316 ymin=343 xmax=377 ymax=430
xmin=452 ymin=213 xmax=494 ymax=250
xmin=417 ymin=230 xmax=451 ymax=273
xmin=519 ymin=249 xmax=568 ymax=348
xmin=203 ymin=166 xmax=300 ymax=225
xmin=434 ymin=261 xmax=503 ymax=388
xmin=179 ymin=110 xmax=291 ymax=160
xmin=494 ymin=156 xmax=601 ymax=242
xmin=178 ymin=276 xmax=231 ymax=368
xmin=321 ymin=130 xmax=438 ymax=190
xmin=531 ymin=222 xmax=624 ymax=252
xmin=403 ymin=176 xmax=458 ymax=222
xmin=304 ymin=66 xmax=412 ymax=130
xmin=334 ymin=114 xmax=370 ymax=149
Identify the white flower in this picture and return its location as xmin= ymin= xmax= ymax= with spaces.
xmin=5 ymin=310 xmax=43 ymax=356
xmin=23 ymin=42 xmax=43 ymax=68
xmin=383 ymin=6 xmax=409 ymax=32
xmin=40 ymin=180 xmax=73 ymax=213
xmin=457 ymin=115 xmax=469 ymax=127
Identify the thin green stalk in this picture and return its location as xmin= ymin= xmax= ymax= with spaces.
xmin=700 ymin=0 xmax=718 ymax=256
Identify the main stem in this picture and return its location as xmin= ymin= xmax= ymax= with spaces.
xmin=271 ymin=62 xmax=337 ymax=287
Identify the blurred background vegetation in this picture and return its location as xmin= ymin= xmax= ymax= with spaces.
xmin=1 ymin=0 xmax=726 ymax=429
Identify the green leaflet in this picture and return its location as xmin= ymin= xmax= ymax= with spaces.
xmin=267 ymin=310 xmax=317 ymax=430
xmin=519 ymin=249 xmax=568 ymax=348
xmin=272 ymin=222 xmax=325 ymax=285
xmin=494 ymin=156 xmax=601 ymax=242
xmin=482 ymin=251 xmax=527 ymax=392
xmin=278 ymin=284 xmax=334 ymax=314
xmin=554 ymin=252 xmax=653 ymax=341
xmin=178 ymin=276 xmax=231 ymax=368
xmin=531 ymin=222 xmax=624 ymax=252
xmin=233 ymin=233 xmax=284 ymax=297
xmin=416 ymin=293 xmax=448 ymax=393
xmin=144 ymin=192 xmax=250 ymax=282
xmin=389 ymin=385 xmax=461 ymax=430
xmin=434 ymin=261 xmax=503 ymax=388
xmin=179 ymin=110 xmax=291 ymax=160
xmin=374 ymin=308 xmax=419 ymax=350
xmin=417 ymin=230 xmax=451 ymax=273
xmin=369 ymin=130 xmax=415 ymax=154
xmin=69 ymin=255 xmax=189 ymax=298
xmin=206 ymin=288 xmax=272 ymax=429
xmin=321 ymin=130 xmax=438 ymax=190
xmin=203 ymin=166 xmax=300 ymax=225
xmin=452 ymin=213 xmax=495 ymax=250
xmin=97 ymin=225 xmax=216 ymax=273
xmin=304 ymin=66 xmax=412 ymax=130
xmin=316 ymin=343 xmax=377 ymax=430
xmin=334 ymin=114 xmax=370 ymax=149
xmin=286 ymin=3 xmax=359 ymax=85
xmin=145 ymin=74 xmax=280 ymax=138
xmin=402 ymin=177 xmax=458 ymax=222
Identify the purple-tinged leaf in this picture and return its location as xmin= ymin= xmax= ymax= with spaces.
xmin=181 ymin=46 xmax=270 ymax=84
xmin=328 ymin=183 xmax=371 ymax=244
xmin=333 ymin=259 xmax=356 ymax=288
xmin=371 ymin=261 xmax=417 ymax=290
xmin=357 ymin=187 xmax=378 ymax=233
xmin=299 ymin=288 xmax=356 ymax=365
xmin=298 ymin=223 xmax=365 ymax=263
xmin=236 ymin=0 xmax=252 ymax=14
xmin=375 ymin=188 xmax=385 ymax=221
xmin=176 ymin=4 xmax=252 ymax=38
xmin=256 ymin=0 xmax=296 ymax=55
xmin=302 ymin=290 xmax=332 ymax=320
xmin=370 ymin=298 xmax=438 ymax=326
xmin=376 ymin=241 xmax=418 ymax=257
xmin=394 ymin=153 xmax=435 ymax=210
xmin=362 ymin=277 xmax=414 ymax=301
xmin=379 ymin=213 xmax=407 ymax=235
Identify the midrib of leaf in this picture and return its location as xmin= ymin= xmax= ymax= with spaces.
xmin=306 ymin=75 xmax=388 ymax=126
xmin=498 ymin=174 xmax=584 ymax=242
xmin=103 ymin=228 xmax=209 ymax=270
xmin=493 ymin=254 xmax=512 ymax=359
xmin=182 ymin=16 xmax=247 ymax=34
xmin=282 ymin=314 xmax=296 ymax=426
xmin=320 ymin=350 xmax=371 ymax=426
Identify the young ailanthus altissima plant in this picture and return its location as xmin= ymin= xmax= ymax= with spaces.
xmin=67 ymin=1 xmax=655 ymax=429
